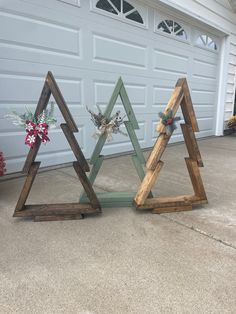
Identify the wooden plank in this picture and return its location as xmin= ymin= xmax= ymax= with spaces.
xmin=15 ymin=162 xmax=41 ymax=212
xmin=135 ymin=195 xmax=194 ymax=210
xmin=22 ymin=80 xmax=51 ymax=174
xmin=22 ymin=136 xmax=42 ymax=174
xmin=34 ymin=79 xmax=52 ymax=117
xmin=146 ymin=133 xmax=170 ymax=170
xmin=181 ymin=79 xmax=199 ymax=132
xmin=131 ymin=155 xmax=145 ymax=181
xmin=61 ymin=123 xmax=89 ymax=172
xmin=125 ymin=121 xmax=145 ymax=164
xmin=90 ymin=136 xmax=107 ymax=165
xmin=98 ymin=201 xmax=133 ymax=208
xmin=13 ymin=203 xmax=98 ymax=217
xmin=181 ymin=124 xmax=203 ymax=167
xmin=185 ymin=158 xmax=207 ymax=201
xmin=96 ymin=191 xmax=136 ymax=201
xmin=156 ymin=85 xmax=184 ymax=133
xmin=104 ymin=77 xmax=123 ymax=118
xmin=47 ymin=71 xmax=78 ymax=132
xmin=81 ymin=191 xmax=136 ymax=203
xmin=119 ymin=85 xmax=139 ymax=129
xmin=34 ymin=214 xmax=83 ymax=222
xmin=80 ymin=156 xmax=104 ymax=202
xmin=132 ymin=155 xmax=153 ymax=198
xmin=134 ymin=161 xmax=164 ymax=206
xmin=73 ymin=161 xmax=101 ymax=211
xmin=152 ymin=204 xmax=192 ymax=214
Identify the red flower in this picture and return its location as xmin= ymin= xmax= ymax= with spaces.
xmin=25 ymin=121 xmax=50 ymax=148
xmin=166 ymin=118 xmax=174 ymax=126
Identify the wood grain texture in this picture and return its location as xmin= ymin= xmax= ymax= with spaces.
xmin=15 ymin=162 xmax=41 ymax=212
xmin=79 ymin=155 xmax=104 ymax=202
xmin=61 ymin=123 xmax=89 ymax=172
xmin=34 ymin=214 xmax=83 ymax=222
xmin=13 ymin=203 xmax=98 ymax=217
xmin=73 ymin=161 xmax=101 ymax=211
xmin=146 ymin=134 xmax=170 ymax=170
xmin=156 ymin=85 xmax=183 ymax=133
xmin=47 ymin=71 xmax=78 ymax=132
xmin=135 ymin=195 xmax=193 ymax=210
xmin=181 ymin=124 xmax=203 ymax=167
xmin=152 ymin=204 xmax=192 ymax=214
xmin=15 ymin=71 xmax=100 ymax=222
xmin=22 ymin=80 xmax=51 ymax=174
xmin=134 ymin=78 xmax=207 ymax=213
xmin=181 ymin=79 xmax=199 ymax=132
xmin=185 ymin=158 xmax=208 ymax=201
xmin=134 ymin=161 xmax=164 ymax=206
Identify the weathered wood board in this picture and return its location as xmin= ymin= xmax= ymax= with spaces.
xmin=134 ymin=78 xmax=208 ymax=214
xmin=13 ymin=72 xmax=101 ymax=221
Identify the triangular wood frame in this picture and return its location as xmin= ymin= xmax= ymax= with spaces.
xmin=134 ymin=78 xmax=208 ymax=214
xmin=80 ymin=77 xmax=150 ymax=208
xmin=13 ymin=71 xmax=101 ymax=221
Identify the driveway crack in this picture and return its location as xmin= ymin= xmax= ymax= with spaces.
xmin=161 ymin=214 xmax=236 ymax=250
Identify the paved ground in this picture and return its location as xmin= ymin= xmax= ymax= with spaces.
xmin=0 ymin=136 xmax=235 ymax=314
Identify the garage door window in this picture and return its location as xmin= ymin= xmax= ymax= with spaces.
xmin=95 ymin=0 xmax=144 ymax=25
xmin=196 ymin=34 xmax=218 ymax=51
xmin=157 ymin=19 xmax=187 ymax=40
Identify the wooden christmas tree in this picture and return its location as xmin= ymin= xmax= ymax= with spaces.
xmin=134 ymin=78 xmax=208 ymax=214
xmin=80 ymin=77 xmax=150 ymax=208
xmin=13 ymin=71 xmax=101 ymax=221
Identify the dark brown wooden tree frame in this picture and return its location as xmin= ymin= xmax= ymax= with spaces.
xmin=13 ymin=71 xmax=101 ymax=222
xmin=134 ymin=78 xmax=208 ymax=214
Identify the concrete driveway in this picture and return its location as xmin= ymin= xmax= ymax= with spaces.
xmin=0 ymin=136 xmax=235 ymax=314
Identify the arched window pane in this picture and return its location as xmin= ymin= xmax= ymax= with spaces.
xmin=110 ymin=0 xmax=121 ymax=11
xmin=196 ymin=35 xmax=217 ymax=51
xmin=95 ymin=0 xmax=144 ymax=25
xmin=96 ymin=0 xmax=118 ymax=14
xmin=158 ymin=20 xmax=187 ymax=39
xmin=126 ymin=10 xmax=143 ymax=24
xmin=123 ymin=0 xmax=134 ymax=13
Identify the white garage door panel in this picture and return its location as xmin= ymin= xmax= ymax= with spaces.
xmin=93 ymin=34 xmax=147 ymax=69
xmin=95 ymin=81 xmax=147 ymax=109
xmin=153 ymin=50 xmax=189 ymax=74
xmin=193 ymin=59 xmax=218 ymax=80
xmin=153 ymin=86 xmax=174 ymax=106
xmin=0 ymin=75 xmax=83 ymax=104
xmin=0 ymin=1 xmax=221 ymax=174
xmin=0 ymin=12 xmax=80 ymax=56
xmin=194 ymin=106 xmax=215 ymax=118
xmin=192 ymin=90 xmax=216 ymax=104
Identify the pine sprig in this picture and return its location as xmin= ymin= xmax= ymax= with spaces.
xmin=5 ymin=102 xmax=57 ymax=128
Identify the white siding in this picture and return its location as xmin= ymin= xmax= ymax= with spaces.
xmin=156 ymin=0 xmax=236 ymax=123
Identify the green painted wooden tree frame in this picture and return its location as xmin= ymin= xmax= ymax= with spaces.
xmin=80 ymin=77 xmax=150 ymax=208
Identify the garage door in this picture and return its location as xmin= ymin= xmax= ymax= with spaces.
xmin=0 ymin=0 xmax=220 ymax=173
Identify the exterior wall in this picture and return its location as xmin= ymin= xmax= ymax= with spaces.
xmin=154 ymin=0 xmax=236 ymax=127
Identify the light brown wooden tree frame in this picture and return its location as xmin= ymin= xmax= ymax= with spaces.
xmin=134 ymin=78 xmax=208 ymax=214
xmin=13 ymin=71 xmax=101 ymax=222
